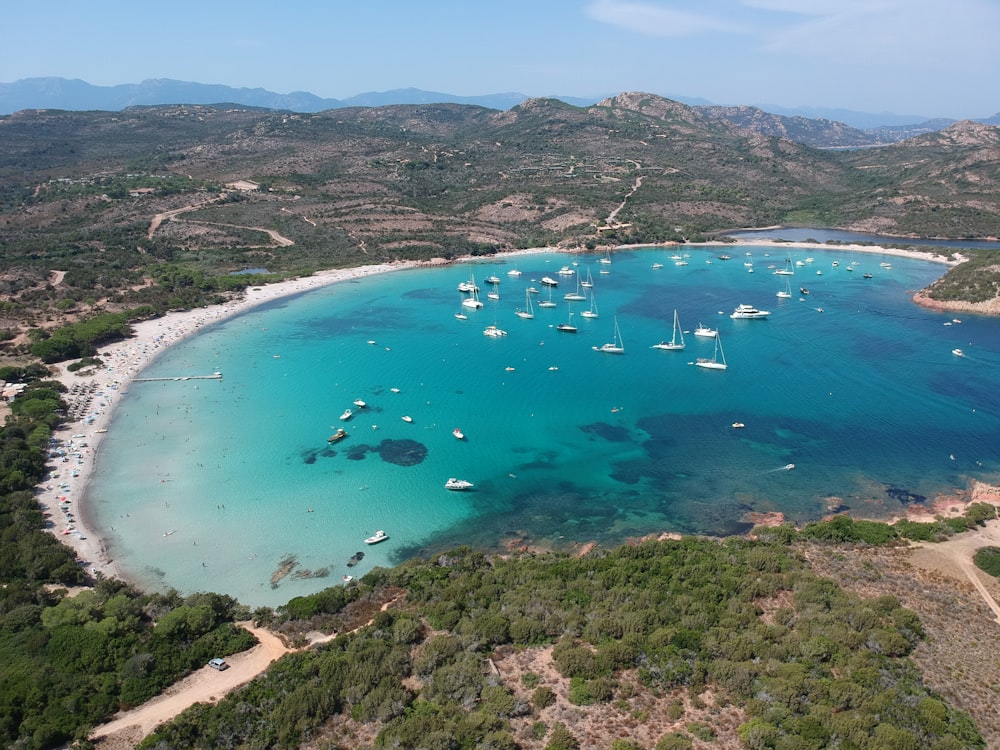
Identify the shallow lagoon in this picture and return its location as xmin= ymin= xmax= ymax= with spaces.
xmin=88 ymin=246 xmax=1000 ymax=607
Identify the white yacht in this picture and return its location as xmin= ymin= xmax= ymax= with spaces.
xmin=730 ymin=304 xmax=770 ymax=319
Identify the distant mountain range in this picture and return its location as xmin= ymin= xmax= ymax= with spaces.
xmin=2 ymin=77 xmax=998 ymax=141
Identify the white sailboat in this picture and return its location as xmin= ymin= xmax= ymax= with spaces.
xmin=695 ymin=333 xmax=727 ymax=370
xmin=774 ymin=258 xmax=795 ymax=276
xmin=515 ymin=288 xmax=535 ymax=319
xmin=564 ymin=275 xmax=586 ymax=301
xmin=538 ymin=284 xmax=557 ymax=308
xmin=593 ymin=316 xmax=624 ymax=353
xmin=598 ymin=249 xmax=612 ymax=265
xmin=652 ymin=309 xmax=685 ymax=351
xmin=776 ymin=277 xmax=792 ymax=299
xmin=580 ymin=267 xmax=594 ymax=288
xmin=579 ymin=292 xmax=599 ymax=319
xmin=461 ymin=272 xmax=484 ymax=309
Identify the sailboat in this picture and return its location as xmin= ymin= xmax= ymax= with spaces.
xmin=695 ymin=333 xmax=727 ymax=370
xmin=774 ymin=258 xmax=795 ymax=276
xmin=579 ymin=292 xmax=599 ymax=319
xmin=461 ymin=272 xmax=484 ymax=309
xmin=484 ymin=301 xmax=507 ymax=337
xmin=593 ymin=316 xmax=624 ymax=353
xmin=564 ymin=275 xmax=586 ymax=301
xmin=776 ymin=277 xmax=792 ymax=299
xmin=652 ymin=309 xmax=685 ymax=351
xmin=580 ymin=267 xmax=594 ymax=288
xmin=598 ymin=249 xmax=612 ymax=265
xmin=515 ymin=288 xmax=535 ymax=319
xmin=538 ymin=284 xmax=557 ymax=308
xmin=556 ymin=303 xmax=577 ymax=332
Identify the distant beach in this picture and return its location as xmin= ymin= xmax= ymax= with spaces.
xmin=36 ymin=239 xmax=983 ymax=584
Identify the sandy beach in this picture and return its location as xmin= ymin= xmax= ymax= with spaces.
xmin=34 ymin=239 xmax=976 ymax=582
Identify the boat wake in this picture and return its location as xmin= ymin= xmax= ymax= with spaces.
xmin=762 ymin=463 xmax=796 ymax=474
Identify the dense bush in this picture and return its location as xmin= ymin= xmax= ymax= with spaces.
xmin=973 ymin=547 xmax=1000 ymax=578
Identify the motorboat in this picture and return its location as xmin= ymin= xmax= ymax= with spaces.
xmin=483 ymin=325 xmax=508 ymax=337
xmin=556 ymin=266 xmax=575 ymax=276
xmin=732 ymin=422 xmax=745 ymax=429
xmin=540 ymin=276 xmax=559 ymax=287
xmin=328 ymin=428 xmax=348 ymax=443
xmin=339 ymin=408 xmax=353 ymax=421
xmin=453 ymin=428 xmax=465 ymax=440
xmin=730 ymin=304 xmax=770 ymax=319
xmin=485 ymin=275 xmax=501 ymax=285
xmin=952 ymin=348 xmax=965 ymax=357
xmin=353 ymin=399 xmax=367 ymax=408
xmin=401 ymin=415 xmax=413 ymax=423
xmin=364 ymin=530 xmax=389 ymax=545
xmin=693 ymin=323 xmax=717 ymax=338
xmin=445 ymin=478 xmax=474 ymax=491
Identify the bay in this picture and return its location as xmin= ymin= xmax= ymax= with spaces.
xmin=88 ymin=245 xmax=1000 ymax=607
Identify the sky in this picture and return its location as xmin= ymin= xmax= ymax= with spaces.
xmin=3 ymin=0 xmax=998 ymax=119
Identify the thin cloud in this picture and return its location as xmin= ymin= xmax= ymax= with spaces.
xmin=584 ymin=0 xmax=749 ymax=37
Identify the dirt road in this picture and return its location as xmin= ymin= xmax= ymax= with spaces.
xmin=91 ymin=623 xmax=290 ymax=746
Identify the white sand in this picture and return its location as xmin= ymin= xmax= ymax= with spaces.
xmin=36 ymin=239 xmax=965 ymax=582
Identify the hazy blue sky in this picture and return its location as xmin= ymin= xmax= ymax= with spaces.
xmin=4 ymin=0 xmax=997 ymax=118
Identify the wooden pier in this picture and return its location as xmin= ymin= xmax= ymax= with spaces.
xmin=133 ymin=372 xmax=222 ymax=383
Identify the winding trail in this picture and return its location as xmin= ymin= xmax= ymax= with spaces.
xmin=909 ymin=519 xmax=1000 ymax=625
xmin=91 ymin=595 xmax=404 ymax=748
xmin=91 ymin=623 xmax=291 ymax=744
xmin=147 ymin=198 xmax=294 ymax=247
xmin=606 ymin=175 xmax=643 ymax=224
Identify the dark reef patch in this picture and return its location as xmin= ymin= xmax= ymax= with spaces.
xmin=885 ymin=486 xmax=926 ymax=506
xmin=378 ymin=439 xmax=428 ymax=466
xmin=580 ymin=421 xmax=631 ymax=442
xmin=342 ymin=439 xmax=428 ymax=466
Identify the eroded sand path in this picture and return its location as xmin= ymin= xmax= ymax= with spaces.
xmin=91 ymin=623 xmax=290 ymax=745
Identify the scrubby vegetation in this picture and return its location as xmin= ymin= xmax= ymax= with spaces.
xmin=0 ymin=361 xmax=995 ymax=748
xmin=138 ymin=539 xmax=983 ymax=749
xmin=1 ymin=98 xmax=998 ymax=354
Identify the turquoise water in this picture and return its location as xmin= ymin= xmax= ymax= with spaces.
xmin=88 ymin=246 xmax=1000 ymax=607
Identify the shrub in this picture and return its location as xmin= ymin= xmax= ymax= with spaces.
xmin=532 ymin=685 xmax=556 ymax=710
xmin=973 ymin=546 xmax=1000 ymax=578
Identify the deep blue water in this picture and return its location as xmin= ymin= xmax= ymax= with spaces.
xmin=87 ymin=246 xmax=1000 ymax=607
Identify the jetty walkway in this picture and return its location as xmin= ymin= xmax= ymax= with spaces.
xmin=132 ymin=372 xmax=223 ymax=383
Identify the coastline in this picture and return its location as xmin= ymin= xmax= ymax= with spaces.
xmin=35 ymin=239 xmax=980 ymax=585
xmin=40 ymin=261 xmax=428 ymax=582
